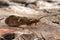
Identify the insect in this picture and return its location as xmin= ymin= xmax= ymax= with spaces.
xmin=5 ymin=15 xmax=39 ymax=27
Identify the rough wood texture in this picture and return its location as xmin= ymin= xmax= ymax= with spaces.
xmin=0 ymin=0 xmax=60 ymax=40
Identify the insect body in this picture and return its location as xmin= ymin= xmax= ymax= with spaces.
xmin=5 ymin=15 xmax=39 ymax=27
